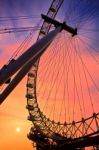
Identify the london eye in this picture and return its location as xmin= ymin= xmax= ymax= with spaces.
xmin=0 ymin=0 xmax=99 ymax=149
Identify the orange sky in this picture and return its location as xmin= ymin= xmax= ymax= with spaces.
xmin=0 ymin=77 xmax=35 ymax=150
xmin=0 ymin=31 xmax=36 ymax=149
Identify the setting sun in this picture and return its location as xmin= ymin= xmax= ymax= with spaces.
xmin=16 ymin=127 xmax=21 ymax=133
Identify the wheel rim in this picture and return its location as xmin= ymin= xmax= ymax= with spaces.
xmin=26 ymin=0 xmax=99 ymax=143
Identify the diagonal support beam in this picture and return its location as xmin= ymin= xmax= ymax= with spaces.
xmin=0 ymin=27 xmax=61 ymax=87
xmin=0 ymin=27 xmax=61 ymax=104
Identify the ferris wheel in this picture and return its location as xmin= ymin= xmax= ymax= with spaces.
xmin=0 ymin=0 xmax=99 ymax=149
xmin=26 ymin=0 xmax=99 ymax=149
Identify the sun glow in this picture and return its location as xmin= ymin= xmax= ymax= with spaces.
xmin=16 ymin=127 xmax=21 ymax=133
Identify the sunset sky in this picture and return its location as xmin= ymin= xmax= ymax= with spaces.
xmin=0 ymin=0 xmax=50 ymax=150
xmin=0 ymin=0 xmax=99 ymax=150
